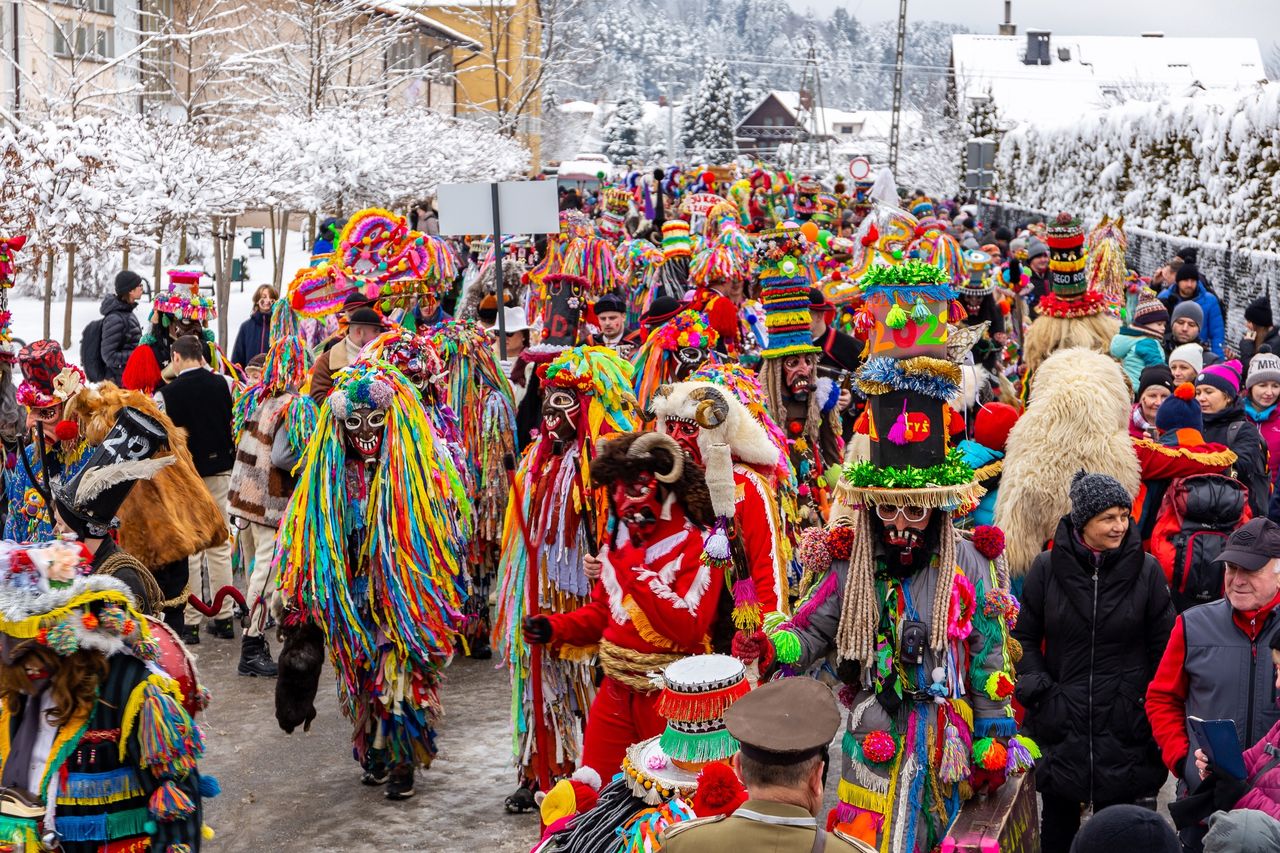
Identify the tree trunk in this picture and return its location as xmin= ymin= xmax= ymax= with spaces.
xmin=273 ymin=208 xmax=292 ymax=290
xmin=308 ymin=212 xmax=317 ymax=254
xmin=42 ymin=249 xmax=54 ymax=341
xmin=122 ymin=246 xmax=130 ymax=271
xmin=268 ymin=208 xmax=279 ymax=287
xmin=178 ymin=228 xmax=188 ymax=265
xmin=222 ymin=214 xmax=237 ymax=348
xmin=211 ymin=216 xmax=226 ymax=347
xmin=61 ymin=246 xmax=75 ymax=350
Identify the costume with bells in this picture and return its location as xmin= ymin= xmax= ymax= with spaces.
xmin=755 ymin=228 xmax=843 ymax=528
xmin=274 ymin=362 xmax=471 ymax=792
xmin=766 ymin=260 xmax=1034 ymax=852
xmin=493 ymin=346 xmax=637 ymax=808
xmin=0 ymin=539 xmax=208 ymax=852
xmin=524 ymin=432 xmax=726 ymax=779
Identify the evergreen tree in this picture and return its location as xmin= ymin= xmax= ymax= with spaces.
xmin=605 ymin=91 xmax=644 ymax=165
xmin=684 ymin=61 xmax=736 ymax=162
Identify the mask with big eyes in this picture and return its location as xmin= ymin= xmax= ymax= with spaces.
xmin=612 ymin=472 xmax=662 ymax=542
xmin=541 ymin=389 xmax=580 ymax=442
xmin=662 ymin=418 xmax=702 ymax=466
xmin=673 ymin=346 xmax=708 ymax=378
xmin=344 ymin=406 xmax=387 ymax=460
xmin=783 ymin=353 xmax=818 ymax=400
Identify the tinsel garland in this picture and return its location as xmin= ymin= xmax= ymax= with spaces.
xmin=859 ymin=260 xmax=952 ymax=287
xmin=658 ymin=726 xmax=740 ymax=765
xmin=856 ymin=356 xmax=961 ymax=400
xmin=844 ymin=449 xmax=978 ymax=490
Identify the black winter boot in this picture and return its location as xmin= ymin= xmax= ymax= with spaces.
xmin=238 ymin=635 xmax=279 ymax=677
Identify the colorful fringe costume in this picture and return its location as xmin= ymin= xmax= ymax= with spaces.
xmin=276 ymin=363 xmax=471 ymax=771
xmin=630 ymin=309 xmax=721 ymax=411
xmin=493 ymin=346 xmax=638 ymax=785
xmin=0 ymin=541 xmax=208 ymax=852
xmin=426 ymin=321 xmax=519 ymax=650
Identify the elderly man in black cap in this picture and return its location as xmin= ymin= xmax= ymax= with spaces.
xmin=661 ymin=678 xmax=873 ymax=852
xmin=1149 ymin=516 xmax=1280 ymax=851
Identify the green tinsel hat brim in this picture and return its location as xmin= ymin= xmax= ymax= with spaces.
xmin=839 ymin=449 xmax=984 ymax=511
xmin=658 ymin=726 xmax=740 ymax=764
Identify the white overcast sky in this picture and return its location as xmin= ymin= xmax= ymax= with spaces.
xmin=792 ymin=0 xmax=1280 ymax=46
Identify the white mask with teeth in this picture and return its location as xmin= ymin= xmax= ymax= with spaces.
xmin=343 ymin=406 xmax=387 ymax=461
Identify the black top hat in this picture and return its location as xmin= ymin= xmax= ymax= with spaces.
xmin=54 ymin=407 xmax=173 ymax=539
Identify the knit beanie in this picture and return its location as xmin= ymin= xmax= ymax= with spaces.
xmin=1175 ymin=246 xmax=1199 ymax=265
xmin=1155 ymin=383 xmax=1202 ymax=433
xmin=973 ymin=402 xmax=1020 ymax=453
xmin=114 ymin=270 xmax=142 ymax=298
xmin=1247 ymin=348 xmax=1280 ymax=390
xmin=1175 ymin=263 xmax=1201 ymax=284
xmin=1170 ymin=300 xmax=1203 ymax=329
xmin=1132 ymin=290 xmax=1168 ymax=328
xmin=1070 ymin=804 xmax=1180 ymax=853
xmin=1068 ymin=470 xmax=1133 ymax=532
xmin=1196 ymin=359 xmax=1242 ymax=399
xmin=1025 ymin=239 xmax=1049 ymax=261
xmin=1136 ymin=364 xmax=1174 ymax=400
xmin=1168 ymin=342 xmax=1204 ymax=375
xmin=1245 ymin=296 xmax=1274 ymax=329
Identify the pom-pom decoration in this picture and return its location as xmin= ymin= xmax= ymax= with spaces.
xmin=972 ymin=737 xmax=1007 ymax=772
xmin=984 ymin=671 xmax=1016 ymax=702
xmin=860 ymin=731 xmax=897 ymax=764
xmin=1006 ymin=734 xmax=1040 ymax=773
xmin=971 ymin=524 xmax=1006 ymax=559
xmin=54 ymin=420 xmax=80 ymax=442
xmin=770 ymin=629 xmax=801 ymax=665
xmin=827 ymin=525 xmax=854 ymax=559
xmin=693 ymin=761 xmax=749 ymax=818
xmin=1174 ymin=382 xmax=1196 ymax=401
xmin=797 ymin=527 xmax=833 ymax=576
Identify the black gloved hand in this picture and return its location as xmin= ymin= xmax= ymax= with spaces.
xmin=522 ymin=615 xmax=553 ymax=645
xmin=875 ymin=669 xmax=902 ymax=717
xmin=1209 ymin=766 xmax=1249 ymax=811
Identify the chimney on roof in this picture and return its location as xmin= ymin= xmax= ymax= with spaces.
xmin=1024 ymin=29 xmax=1051 ymax=66
xmin=999 ymin=1 xmax=1016 ymax=36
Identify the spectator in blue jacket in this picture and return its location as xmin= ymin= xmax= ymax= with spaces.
xmin=1159 ymin=263 xmax=1224 ymax=358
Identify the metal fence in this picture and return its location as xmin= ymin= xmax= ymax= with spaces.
xmin=978 ymin=201 xmax=1280 ymax=355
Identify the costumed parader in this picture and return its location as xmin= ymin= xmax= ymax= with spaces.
xmin=686 ymin=202 xmax=751 ymax=356
xmin=765 ymin=259 xmax=1035 ymax=852
xmin=755 ymin=228 xmax=847 ymax=528
xmin=274 ymin=361 xmax=471 ymax=802
xmin=631 ymin=309 xmax=720 ymax=410
xmin=642 ymin=221 xmax=695 ymax=307
xmin=227 ymin=335 xmax=317 ymax=677
xmin=0 ymin=539 xmax=208 ymax=852
xmin=649 ymin=380 xmax=792 ymax=652
xmin=531 ymin=653 xmax=752 ymax=853
xmin=122 ymin=269 xmax=230 ymax=395
xmin=493 ymin=345 xmax=638 ymax=813
xmin=6 ymin=341 xmax=92 ymax=543
xmin=1021 ymin=212 xmax=1120 ymax=388
xmin=426 ymin=320 xmax=520 ymax=658
xmin=994 ymin=347 xmax=1141 ymax=588
xmin=522 ymin=432 xmax=727 ymax=778
xmin=52 ymin=407 xmax=176 ymax=615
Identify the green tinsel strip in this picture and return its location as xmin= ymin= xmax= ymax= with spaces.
xmin=859 ymin=261 xmax=951 ymax=287
xmin=658 ymin=727 xmax=741 ymax=764
xmin=843 ymin=449 xmax=977 ymax=489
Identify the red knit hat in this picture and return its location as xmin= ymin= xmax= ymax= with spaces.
xmin=973 ymin=402 xmax=1021 ymax=453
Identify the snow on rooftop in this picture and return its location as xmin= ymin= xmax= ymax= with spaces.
xmin=366 ymin=2 xmax=481 ymax=49
xmin=748 ymin=91 xmax=921 ymax=139
xmin=557 ymin=100 xmax=602 ymax=115
xmin=951 ymin=33 xmax=1267 ymax=127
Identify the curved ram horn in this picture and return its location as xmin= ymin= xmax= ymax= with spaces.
xmin=689 ymin=386 xmax=729 ymax=429
xmin=627 ymin=432 xmax=685 ymax=483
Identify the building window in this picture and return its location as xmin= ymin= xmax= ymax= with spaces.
xmin=53 ymin=21 xmax=114 ymax=62
xmin=52 ymin=0 xmax=115 ymax=12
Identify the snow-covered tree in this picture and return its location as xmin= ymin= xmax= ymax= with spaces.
xmin=682 ymin=61 xmax=736 ymax=163
xmin=605 ymin=92 xmax=644 ymax=166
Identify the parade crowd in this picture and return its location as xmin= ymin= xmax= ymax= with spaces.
xmin=1 ymin=167 xmax=1280 ymax=853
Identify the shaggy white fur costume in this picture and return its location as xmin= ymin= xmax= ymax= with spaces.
xmin=994 ymin=347 xmax=1140 ymax=578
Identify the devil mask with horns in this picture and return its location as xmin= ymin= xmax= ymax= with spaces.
xmin=591 ymin=431 xmax=714 ymax=546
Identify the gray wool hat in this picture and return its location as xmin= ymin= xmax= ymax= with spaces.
xmin=1069 ymin=470 xmax=1132 ymax=531
xmin=1247 ymin=349 xmax=1280 ymax=390
xmin=1170 ymin=300 xmax=1203 ymax=328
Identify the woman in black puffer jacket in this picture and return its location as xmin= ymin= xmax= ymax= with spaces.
xmin=1013 ymin=471 xmax=1176 ymax=853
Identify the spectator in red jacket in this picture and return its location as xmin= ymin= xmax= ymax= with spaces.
xmin=1147 ymin=517 xmax=1280 ymax=851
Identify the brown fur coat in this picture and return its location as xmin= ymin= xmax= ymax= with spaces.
xmin=64 ymin=383 xmax=228 ymax=567
xmin=994 ymin=348 xmax=1140 ymax=578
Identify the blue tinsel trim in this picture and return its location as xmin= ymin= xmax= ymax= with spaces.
xmin=857 ymin=357 xmax=960 ymax=400
xmin=61 ymin=767 xmax=141 ymax=801
xmin=816 ymin=377 xmax=837 ymax=413
xmin=974 ymin=716 xmax=1018 ymax=738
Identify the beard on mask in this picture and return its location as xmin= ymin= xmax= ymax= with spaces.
xmin=874 ymin=512 xmax=943 ymax=578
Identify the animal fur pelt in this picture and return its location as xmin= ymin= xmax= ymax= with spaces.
xmin=64 ymin=383 xmax=228 ymax=566
xmin=1022 ymin=312 xmax=1119 ymax=387
xmin=275 ymin=619 xmax=325 ymax=734
xmin=994 ymin=347 xmax=1140 ymax=578
xmin=591 ymin=431 xmax=715 ymax=528
xmin=455 ymin=254 xmax=527 ymax=322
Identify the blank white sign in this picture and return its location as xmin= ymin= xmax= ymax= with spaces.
xmin=437 ymin=180 xmax=561 ymax=236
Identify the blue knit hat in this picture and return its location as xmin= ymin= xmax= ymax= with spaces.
xmin=1155 ymin=382 xmax=1202 ymax=434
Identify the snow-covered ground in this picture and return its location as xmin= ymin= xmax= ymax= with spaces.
xmin=9 ymin=227 xmax=317 ymax=363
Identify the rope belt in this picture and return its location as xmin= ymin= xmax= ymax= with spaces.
xmin=598 ymin=640 xmax=683 ymax=693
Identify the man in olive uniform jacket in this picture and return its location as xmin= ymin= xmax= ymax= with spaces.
xmin=660 ymin=678 xmax=874 ymax=853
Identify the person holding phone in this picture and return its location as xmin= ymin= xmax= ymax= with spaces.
xmin=1194 ymin=628 xmax=1280 ymax=825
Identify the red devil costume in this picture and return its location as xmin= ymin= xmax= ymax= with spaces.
xmin=524 ymin=432 xmax=723 ymax=778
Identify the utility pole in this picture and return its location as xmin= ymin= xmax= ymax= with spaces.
xmin=794 ymin=34 xmax=832 ymax=173
xmin=889 ymin=0 xmax=908 ymax=174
